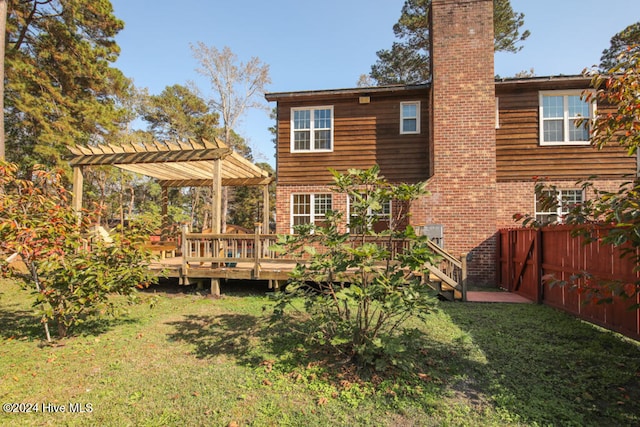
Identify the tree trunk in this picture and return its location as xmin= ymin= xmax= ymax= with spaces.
xmin=0 ymin=0 xmax=7 ymax=160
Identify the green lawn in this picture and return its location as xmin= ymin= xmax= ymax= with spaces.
xmin=0 ymin=279 xmax=638 ymax=426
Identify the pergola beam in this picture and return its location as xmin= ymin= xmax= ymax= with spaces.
xmin=67 ymin=137 xmax=273 ymax=238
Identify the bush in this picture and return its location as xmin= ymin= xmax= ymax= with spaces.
xmin=0 ymin=162 xmax=158 ymax=340
xmin=271 ymin=166 xmax=438 ymax=371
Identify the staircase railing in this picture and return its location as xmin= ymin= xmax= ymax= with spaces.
xmin=425 ymin=240 xmax=468 ymax=301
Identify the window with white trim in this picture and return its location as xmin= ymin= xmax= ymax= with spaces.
xmin=291 ymin=194 xmax=332 ymax=230
xmin=291 ymin=107 xmax=333 ymax=152
xmin=539 ymin=90 xmax=594 ymax=145
xmin=400 ymin=101 xmax=420 ymax=134
xmin=535 ymin=189 xmax=583 ymax=225
xmin=348 ymin=194 xmax=392 ymax=233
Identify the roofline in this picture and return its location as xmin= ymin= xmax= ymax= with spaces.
xmin=495 ymin=74 xmax=591 ymax=85
xmin=265 ymin=83 xmax=430 ymax=101
xmin=265 ymin=75 xmax=594 ymax=101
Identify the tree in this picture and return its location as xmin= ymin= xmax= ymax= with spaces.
xmin=271 ymin=166 xmax=438 ymax=371
xmin=370 ymin=0 xmax=529 ymax=85
xmin=5 ymin=0 xmax=131 ymax=172
xmin=0 ymin=0 xmax=6 ymax=160
xmin=141 ymin=84 xmax=219 ymax=142
xmin=227 ymin=162 xmax=275 ymax=230
xmin=600 ymin=22 xmax=640 ymax=72
xmin=191 ymin=43 xmax=271 ymax=231
xmin=0 ymin=162 xmax=158 ymax=341
xmin=517 ymin=48 xmax=640 ymax=306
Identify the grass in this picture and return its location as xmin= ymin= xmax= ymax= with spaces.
xmin=0 ymin=278 xmax=639 ymax=426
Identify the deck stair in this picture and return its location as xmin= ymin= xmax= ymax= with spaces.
xmin=423 ymin=240 xmax=467 ymax=301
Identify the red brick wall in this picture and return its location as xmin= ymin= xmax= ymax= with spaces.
xmin=276 ymin=184 xmax=349 ymax=234
xmin=423 ymin=0 xmax=497 ymax=285
xmin=496 ymin=179 xmax=630 ymax=229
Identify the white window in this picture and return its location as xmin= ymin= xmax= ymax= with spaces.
xmin=348 ymin=194 xmax=392 ymax=233
xmin=539 ymin=91 xmax=594 ymax=146
xmin=400 ymin=101 xmax=420 ymax=134
xmin=535 ymin=189 xmax=583 ymax=225
xmin=291 ymin=194 xmax=332 ymax=230
xmin=291 ymin=107 xmax=333 ymax=152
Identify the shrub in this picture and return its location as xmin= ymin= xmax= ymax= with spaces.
xmin=271 ymin=166 xmax=438 ymax=371
xmin=0 ymin=162 xmax=158 ymax=340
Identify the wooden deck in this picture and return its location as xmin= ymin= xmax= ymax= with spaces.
xmin=148 ymin=230 xmax=468 ymax=299
xmin=150 ymin=256 xmax=295 ymax=282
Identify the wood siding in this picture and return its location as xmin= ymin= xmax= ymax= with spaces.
xmin=274 ymin=90 xmax=430 ymax=185
xmin=496 ymin=79 xmax=636 ymax=181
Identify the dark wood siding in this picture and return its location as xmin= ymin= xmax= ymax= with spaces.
xmin=496 ymin=80 xmax=636 ymax=181
xmin=275 ymin=90 xmax=430 ymax=185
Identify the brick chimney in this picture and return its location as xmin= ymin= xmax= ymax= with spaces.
xmin=426 ymin=0 xmax=497 ymax=285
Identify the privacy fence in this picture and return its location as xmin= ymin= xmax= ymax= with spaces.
xmin=498 ymin=225 xmax=640 ymax=341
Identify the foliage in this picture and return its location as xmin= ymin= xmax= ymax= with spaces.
xmin=191 ymin=43 xmax=271 ymax=231
xmin=5 ymin=0 xmax=131 ymax=172
xmin=370 ymin=0 xmax=529 ymax=85
xmin=270 ymin=166 xmax=438 ymax=371
xmin=600 ymin=22 xmax=640 ymax=72
xmin=141 ymin=84 xmax=220 ymax=142
xmin=515 ymin=48 xmax=640 ymax=306
xmin=0 ymin=162 xmax=158 ymax=340
xmin=191 ymin=43 xmax=270 ymax=149
xmin=227 ymin=162 xmax=276 ymax=230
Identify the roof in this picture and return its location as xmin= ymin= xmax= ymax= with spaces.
xmin=265 ymin=83 xmax=430 ymax=101
xmin=68 ymin=138 xmax=273 ymax=187
xmin=265 ymin=75 xmax=593 ymax=101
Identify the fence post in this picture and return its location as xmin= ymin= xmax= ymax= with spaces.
xmin=535 ymin=228 xmax=543 ymax=303
xmin=461 ymin=253 xmax=468 ymax=302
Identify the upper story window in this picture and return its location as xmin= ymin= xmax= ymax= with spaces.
xmin=539 ymin=90 xmax=594 ymax=146
xmin=291 ymin=106 xmax=333 ymax=152
xmin=400 ymin=101 xmax=420 ymax=134
xmin=535 ymin=189 xmax=583 ymax=225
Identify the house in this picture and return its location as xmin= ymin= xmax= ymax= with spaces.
xmin=265 ymin=0 xmax=635 ymax=285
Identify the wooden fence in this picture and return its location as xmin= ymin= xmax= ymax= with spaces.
xmin=498 ymin=225 xmax=640 ymax=341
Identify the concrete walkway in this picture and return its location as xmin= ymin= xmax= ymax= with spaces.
xmin=466 ymin=291 xmax=534 ymax=303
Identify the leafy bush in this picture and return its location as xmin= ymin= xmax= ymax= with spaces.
xmin=271 ymin=166 xmax=438 ymax=371
xmin=0 ymin=162 xmax=158 ymax=340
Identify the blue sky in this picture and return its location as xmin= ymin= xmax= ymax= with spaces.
xmin=110 ymin=0 xmax=639 ymax=167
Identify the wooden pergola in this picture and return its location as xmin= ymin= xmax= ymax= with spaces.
xmin=68 ymin=138 xmax=274 ymax=234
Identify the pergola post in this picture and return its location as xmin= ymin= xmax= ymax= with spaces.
xmin=211 ymin=158 xmax=222 ymax=233
xmin=72 ymin=166 xmax=83 ymax=215
xmin=161 ymin=185 xmax=169 ymax=240
xmin=262 ymin=184 xmax=270 ymax=234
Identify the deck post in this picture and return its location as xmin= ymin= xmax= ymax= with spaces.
xmin=262 ymin=184 xmax=270 ymax=234
xmin=211 ymin=278 xmax=221 ymax=297
xmin=461 ymin=253 xmax=468 ymax=302
xmin=253 ymin=223 xmax=261 ymax=278
xmin=181 ymin=223 xmax=189 ymax=284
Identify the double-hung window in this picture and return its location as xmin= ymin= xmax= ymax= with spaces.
xmin=291 ymin=107 xmax=333 ymax=152
xmin=539 ymin=90 xmax=594 ymax=145
xmin=535 ymin=189 xmax=583 ymax=225
xmin=291 ymin=194 xmax=332 ymax=230
xmin=400 ymin=101 xmax=420 ymax=134
xmin=348 ymin=194 xmax=392 ymax=233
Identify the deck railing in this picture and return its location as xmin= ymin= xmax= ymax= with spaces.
xmin=179 ymin=225 xmax=466 ymax=299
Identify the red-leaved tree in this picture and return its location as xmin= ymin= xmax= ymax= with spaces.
xmin=0 ymin=162 xmax=158 ymax=340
